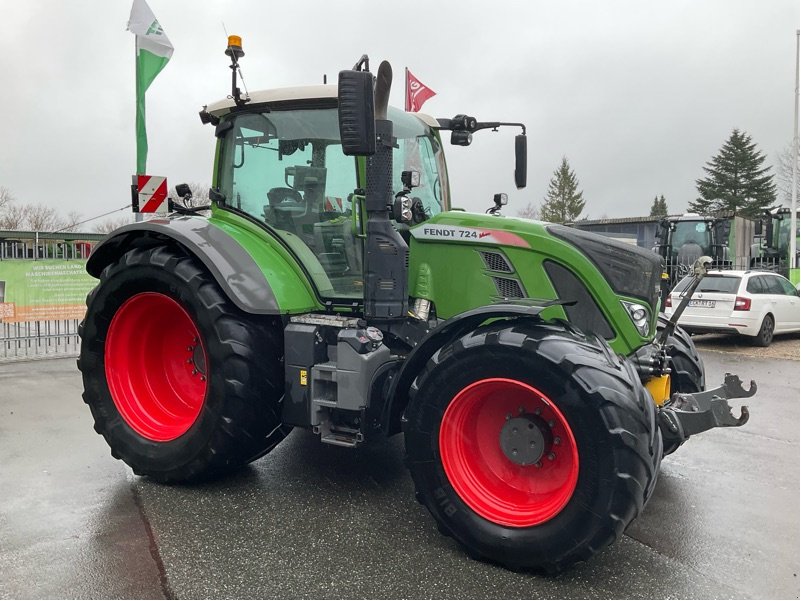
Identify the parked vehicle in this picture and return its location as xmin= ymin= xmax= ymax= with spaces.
xmin=664 ymin=270 xmax=800 ymax=346
xmin=752 ymin=207 xmax=800 ymax=283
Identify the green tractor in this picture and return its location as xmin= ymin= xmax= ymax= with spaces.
xmin=79 ymin=45 xmax=757 ymax=572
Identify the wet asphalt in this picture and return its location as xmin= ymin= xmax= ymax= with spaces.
xmin=0 ymin=350 xmax=798 ymax=599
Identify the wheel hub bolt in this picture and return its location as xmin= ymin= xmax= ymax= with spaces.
xmin=547 ymin=452 xmax=556 ymax=461
xmin=554 ymin=436 xmax=561 ymax=446
xmin=499 ymin=413 xmax=552 ymax=466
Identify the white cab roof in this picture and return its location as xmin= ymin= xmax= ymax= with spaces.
xmin=205 ymin=84 xmax=439 ymax=128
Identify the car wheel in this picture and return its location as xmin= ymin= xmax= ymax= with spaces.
xmin=752 ymin=314 xmax=774 ymax=347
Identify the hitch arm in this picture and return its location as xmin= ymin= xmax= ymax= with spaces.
xmin=658 ymin=373 xmax=756 ymax=452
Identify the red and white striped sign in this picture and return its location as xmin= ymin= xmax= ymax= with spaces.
xmin=136 ymin=175 xmax=169 ymax=213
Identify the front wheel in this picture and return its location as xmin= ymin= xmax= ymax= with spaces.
xmin=403 ymin=321 xmax=662 ymax=573
xmin=656 ymin=313 xmax=705 ymax=396
xmin=79 ymin=245 xmax=290 ymax=482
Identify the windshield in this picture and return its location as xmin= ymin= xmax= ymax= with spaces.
xmin=671 ymin=221 xmax=712 ymax=257
xmin=217 ymin=106 xmax=447 ymax=299
xmin=674 ymin=274 xmax=741 ymax=295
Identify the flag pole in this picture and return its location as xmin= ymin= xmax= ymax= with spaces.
xmin=790 ymin=29 xmax=799 ymax=270
xmin=405 ymin=67 xmax=409 ymax=112
xmin=134 ymin=40 xmax=144 ymax=222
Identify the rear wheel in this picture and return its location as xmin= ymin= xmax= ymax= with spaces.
xmin=79 ymin=245 xmax=290 ymax=482
xmin=752 ymin=314 xmax=774 ymax=347
xmin=403 ymin=321 xmax=662 ymax=572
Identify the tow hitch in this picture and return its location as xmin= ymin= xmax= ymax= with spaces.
xmin=659 ymin=373 xmax=756 ymax=453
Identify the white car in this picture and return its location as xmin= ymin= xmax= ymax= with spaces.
xmin=664 ymin=270 xmax=800 ymax=346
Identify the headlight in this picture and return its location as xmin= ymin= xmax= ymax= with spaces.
xmin=622 ymin=300 xmax=650 ymax=336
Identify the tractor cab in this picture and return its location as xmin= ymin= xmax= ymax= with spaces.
xmin=206 ymin=90 xmax=447 ymax=300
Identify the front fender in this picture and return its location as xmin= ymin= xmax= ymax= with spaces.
xmin=382 ymin=301 xmax=564 ymax=435
xmin=87 ymin=216 xmax=286 ymax=314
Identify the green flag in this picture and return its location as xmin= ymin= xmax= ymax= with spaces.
xmin=127 ymin=0 xmax=173 ymax=175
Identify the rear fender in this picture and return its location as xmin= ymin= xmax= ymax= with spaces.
xmin=382 ymin=302 xmax=560 ymax=435
xmin=87 ymin=217 xmax=286 ymax=314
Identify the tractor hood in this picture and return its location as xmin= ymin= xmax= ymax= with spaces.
xmin=408 ymin=211 xmax=663 ymax=354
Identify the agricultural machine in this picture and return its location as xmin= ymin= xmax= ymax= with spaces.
xmin=78 ymin=40 xmax=758 ymax=572
xmin=752 ymin=207 xmax=801 ymax=282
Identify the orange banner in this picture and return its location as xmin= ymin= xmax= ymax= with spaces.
xmin=4 ymin=304 xmax=87 ymax=323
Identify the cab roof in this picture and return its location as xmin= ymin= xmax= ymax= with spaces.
xmin=205 ymin=84 xmax=439 ymax=128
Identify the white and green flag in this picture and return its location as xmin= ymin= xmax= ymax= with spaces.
xmin=127 ymin=0 xmax=173 ymax=174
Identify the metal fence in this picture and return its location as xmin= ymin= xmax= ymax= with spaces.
xmin=662 ymin=255 xmax=784 ymax=289
xmin=0 ymin=319 xmax=81 ymax=361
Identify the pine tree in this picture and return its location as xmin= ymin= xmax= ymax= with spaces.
xmin=540 ymin=157 xmax=585 ymax=223
xmin=649 ymin=194 xmax=668 ymax=217
xmin=689 ymin=129 xmax=776 ymax=218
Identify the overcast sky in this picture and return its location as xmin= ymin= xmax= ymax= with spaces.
xmin=0 ymin=0 xmax=798 ymax=227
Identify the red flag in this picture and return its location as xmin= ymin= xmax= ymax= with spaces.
xmin=405 ymin=68 xmax=436 ymax=112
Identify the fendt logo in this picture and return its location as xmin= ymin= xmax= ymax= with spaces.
xmin=411 ymin=225 xmax=531 ymax=249
xmin=146 ymin=20 xmax=165 ymax=36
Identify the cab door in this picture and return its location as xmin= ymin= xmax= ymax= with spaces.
xmin=771 ymin=275 xmax=800 ymax=332
xmin=763 ymin=274 xmax=798 ymax=331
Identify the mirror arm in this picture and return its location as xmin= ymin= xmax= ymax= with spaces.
xmin=435 ymin=119 xmax=526 ymax=135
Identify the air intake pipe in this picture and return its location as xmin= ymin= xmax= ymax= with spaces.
xmin=363 ymin=61 xmax=409 ymax=321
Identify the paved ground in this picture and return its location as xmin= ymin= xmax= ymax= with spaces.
xmin=1 ymin=348 xmax=798 ymax=599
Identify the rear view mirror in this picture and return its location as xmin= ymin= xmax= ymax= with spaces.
xmin=514 ymin=135 xmax=527 ymax=189
xmin=338 ymin=70 xmax=375 ymax=156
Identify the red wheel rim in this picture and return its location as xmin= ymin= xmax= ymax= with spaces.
xmin=439 ymin=378 xmax=579 ymax=527
xmin=105 ymin=292 xmax=208 ymax=442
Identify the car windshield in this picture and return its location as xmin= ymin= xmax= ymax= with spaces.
xmin=674 ymin=274 xmax=741 ymax=295
xmin=216 ymin=106 xmax=447 ymax=299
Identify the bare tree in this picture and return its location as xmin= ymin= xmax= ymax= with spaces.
xmin=775 ymin=142 xmax=800 ymax=208
xmin=93 ymin=215 xmax=132 ymax=234
xmin=58 ymin=210 xmax=84 ymax=233
xmin=170 ymin=182 xmax=211 ymax=207
xmin=25 ymin=204 xmax=65 ymax=232
xmin=0 ymin=203 xmax=27 ymax=230
xmin=0 ymin=186 xmax=14 ymax=214
xmin=516 ymin=202 xmax=538 ymax=220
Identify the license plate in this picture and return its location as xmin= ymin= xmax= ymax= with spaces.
xmin=689 ymin=299 xmax=715 ymax=308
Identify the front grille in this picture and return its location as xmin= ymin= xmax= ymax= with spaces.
xmin=480 ymin=250 xmax=513 ymax=273
xmin=492 ymin=276 xmax=525 ymax=299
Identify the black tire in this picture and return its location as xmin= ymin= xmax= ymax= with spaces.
xmin=403 ymin=320 xmax=662 ymax=573
xmin=656 ymin=313 xmax=705 ymax=395
xmin=78 ymin=245 xmax=290 ymax=483
xmin=752 ymin=314 xmax=774 ymax=347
